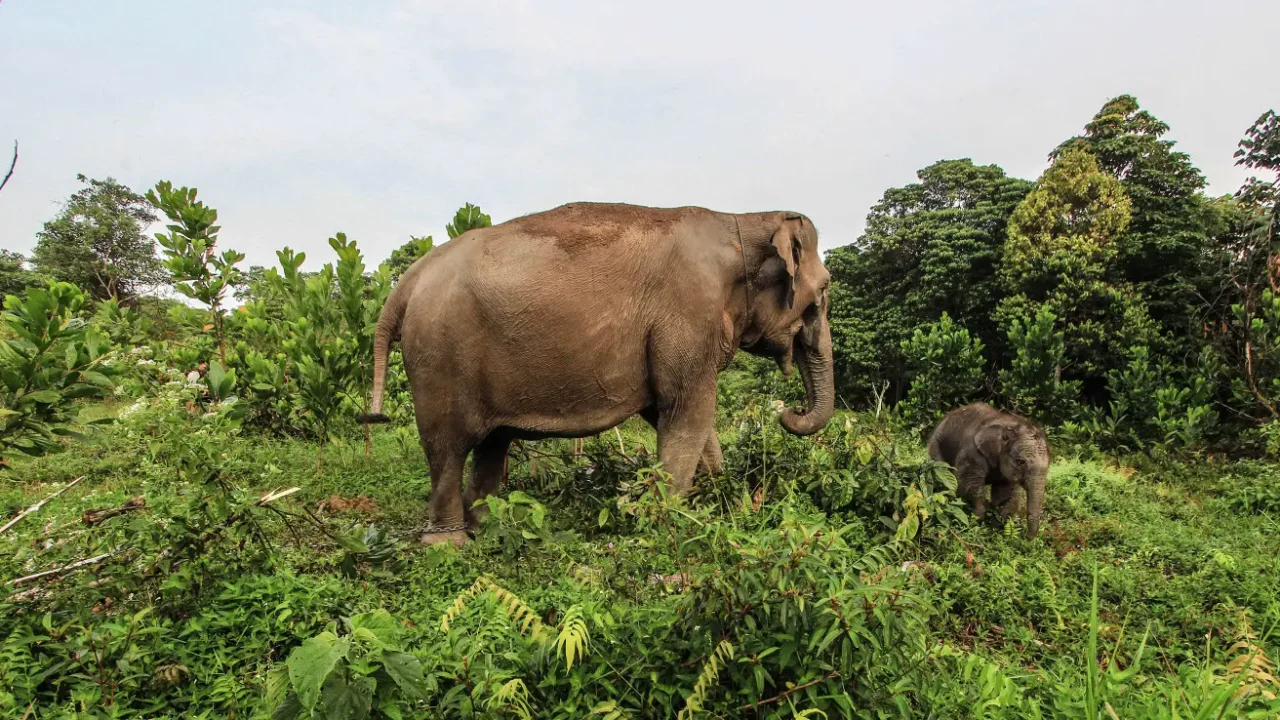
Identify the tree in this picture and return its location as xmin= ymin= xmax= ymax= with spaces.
xmin=898 ymin=312 xmax=986 ymax=426
xmin=0 ymin=250 xmax=44 ymax=299
xmin=1052 ymin=95 xmax=1219 ymax=341
xmin=1209 ymin=110 xmax=1280 ymax=419
xmin=825 ymin=160 xmax=1032 ymax=397
xmin=998 ymin=304 xmax=1080 ymax=424
xmin=383 ymin=235 xmax=433 ymax=282
xmin=146 ymin=182 xmax=245 ymax=362
xmin=997 ymin=148 xmax=1157 ymax=396
xmin=32 ymin=175 xmax=165 ymax=303
xmin=446 ymin=203 xmax=492 ymax=239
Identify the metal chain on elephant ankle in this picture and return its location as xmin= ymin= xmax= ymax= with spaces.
xmin=734 ymin=215 xmax=752 ymax=309
xmin=416 ymin=522 xmax=468 ymax=535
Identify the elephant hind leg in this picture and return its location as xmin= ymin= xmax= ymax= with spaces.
xmin=463 ymin=433 xmax=512 ymax=527
xmin=422 ymin=441 xmax=469 ymax=547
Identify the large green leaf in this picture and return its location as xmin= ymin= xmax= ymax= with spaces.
xmin=22 ymin=390 xmax=60 ymax=404
xmin=317 ymin=672 xmax=374 ymax=720
xmin=380 ymin=651 xmax=426 ymax=699
xmin=286 ymin=632 xmax=350 ymax=711
xmin=347 ymin=610 xmax=400 ymax=649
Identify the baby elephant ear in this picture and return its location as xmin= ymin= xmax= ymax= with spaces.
xmin=770 ymin=214 xmax=804 ymax=308
xmin=975 ymin=422 xmax=1015 ymax=461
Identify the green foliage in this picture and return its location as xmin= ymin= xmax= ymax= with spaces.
xmin=997 ymin=147 xmax=1158 ymax=388
xmin=32 ymin=175 xmax=166 ymax=303
xmin=998 ymin=304 xmax=1080 ymax=424
xmin=263 ymin=234 xmax=391 ymax=458
xmin=1053 ymin=95 xmax=1220 ymax=342
xmin=147 ymin=181 xmax=245 ymax=361
xmin=445 ymin=202 xmax=492 ymax=239
xmin=826 ymin=159 xmax=1032 ymax=396
xmin=899 ymin=312 xmax=986 ymax=426
xmin=0 ymin=282 xmax=114 ymax=467
xmin=383 ymin=235 xmax=433 ymax=282
xmin=270 ymin=610 xmax=427 ymax=720
xmin=0 ymin=249 xmax=45 ymax=300
xmin=477 ymin=491 xmax=574 ymax=566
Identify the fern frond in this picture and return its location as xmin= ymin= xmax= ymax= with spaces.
xmin=439 ymin=576 xmax=549 ymax=643
xmin=440 ymin=576 xmax=492 ymax=633
xmin=678 ymin=639 xmax=735 ymax=720
xmin=1218 ymin=611 xmax=1279 ymax=702
xmin=485 ymin=677 xmax=533 ymax=720
xmin=555 ymin=605 xmax=591 ymax=670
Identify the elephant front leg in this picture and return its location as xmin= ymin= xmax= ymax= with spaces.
xmin=656 ymin=389 xmax=718 ymax=495
xmin=993 ymin=481 xmax=1026 ymax=523
xmin=697 ymin=430 xmax=724 ymax=476
xmin=955 ymin=460 xmax=989 ymax=520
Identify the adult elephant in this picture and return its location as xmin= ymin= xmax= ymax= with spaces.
xmin=361 ymin=202 xmax=835 ymax=546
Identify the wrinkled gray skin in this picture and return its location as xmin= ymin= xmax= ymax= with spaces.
xmin=927 ymin=403 xmax=1050 ymax=539
xmin=361 ymin=203 xmax=835 ymax=547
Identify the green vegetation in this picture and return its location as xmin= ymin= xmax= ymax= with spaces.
xmin=1 ymin=95 xmax=1280 ymax=718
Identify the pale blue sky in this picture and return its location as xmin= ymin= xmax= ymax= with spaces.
xmin=1 ymin=0 xmax=1277 ymax=270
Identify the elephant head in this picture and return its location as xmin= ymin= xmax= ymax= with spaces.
xmin=977 ymin=421 xmax=1050 ymax=538
xmin=739 ymin=212 xmax=834 ymax=437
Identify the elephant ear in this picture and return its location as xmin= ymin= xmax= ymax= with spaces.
xmin=974 ymin=422 xmax=1015 ymax=464
xmin=769 ymin=214 xmax=805 ymax=308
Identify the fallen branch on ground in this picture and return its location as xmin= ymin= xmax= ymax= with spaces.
xmin=0 ymin=476 xmax=85 ymax=535
xmin=82 ymin=496 xmax=146 ymax=526
xmin=8 ymin=552 xmax=115 ymax=588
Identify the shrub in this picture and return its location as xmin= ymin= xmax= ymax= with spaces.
xmin=898 ymin=312 xmax=986 ymax=427
xmin=0 ymin=282 xmax=115 ymax=468
xmin=999 ymin=304 xmax=1081 ymax=425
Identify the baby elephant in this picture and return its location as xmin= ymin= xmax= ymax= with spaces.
xmin=927 ymin=403 xmax=1049 ymax=539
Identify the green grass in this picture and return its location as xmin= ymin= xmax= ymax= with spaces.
xmin=2 ymin=403 xmax=1279 ymax=718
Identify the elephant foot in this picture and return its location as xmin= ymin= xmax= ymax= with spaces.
xmin=419 ymin=528 xmax=469 ymax=548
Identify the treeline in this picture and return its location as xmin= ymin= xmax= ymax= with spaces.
xmin=2 ymin=95 xmax=1278 ymax=460
xmin=829 ymin=96 xmax=1280 ymax=455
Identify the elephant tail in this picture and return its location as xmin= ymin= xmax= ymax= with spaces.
xmin=357 ymin=284 xmax=408 ymax=425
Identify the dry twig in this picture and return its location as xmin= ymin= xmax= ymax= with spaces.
xmin=0 ymin=476 xmax=85 ymax=535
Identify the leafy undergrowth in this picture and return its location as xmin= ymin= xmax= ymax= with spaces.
xmin=2 ymin=401 xmax=1280 ymax=719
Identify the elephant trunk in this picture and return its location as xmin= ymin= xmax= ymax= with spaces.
xmin=1025 ymin=474 xmax=1045 ymax=539
xmin=779 ymin=316 xmax=835 ymax=437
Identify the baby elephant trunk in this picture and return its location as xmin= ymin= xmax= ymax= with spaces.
xmin=1025 ymin=476 xmax=1045 ymax=539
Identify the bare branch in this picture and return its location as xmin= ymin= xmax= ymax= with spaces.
xmin=8 ymin=552 xmax=115 ymax=589
xmin=0 ymin=476 xmax=85 ymax=535
xmin=0 ymin=140 xmax=16 ymax=194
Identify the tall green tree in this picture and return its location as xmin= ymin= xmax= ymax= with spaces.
xmin=1052 ymin=95 xmax=1219 ymax=341
xmin=383 ymin=235 xmax=433 ymax=282
xmin=997 ymin=147 xmax=1157 ymax=394
xmin=32 ymin=175 xmax=166 ymax=303
xmin=0 ymin=250 xmax=43 ymax=299
xmin=826 ymin=159 xmax=1032 ymax=397
xmin=1210 ymin=110 xmax=1280 ymax=419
